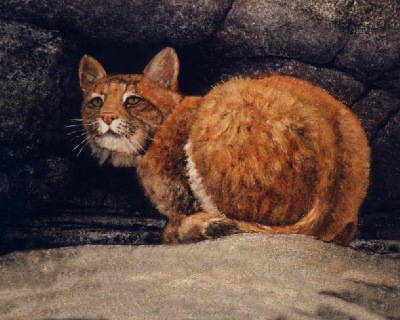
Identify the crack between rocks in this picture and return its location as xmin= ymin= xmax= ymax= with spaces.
xmin=326 ymin=0 xmax=360 ymax=66
xmin=204 ymin=0 xmax=235 ymax=43
xmin=369 ymin=103 xmax=400 ymax=144
xmin=349 ymin=86 xmax=371 ymax=109
xmin=328 ymin=35 xmax=351 ymax=66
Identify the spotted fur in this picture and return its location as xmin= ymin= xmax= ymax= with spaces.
xmin=79 ymin=47 xmax=370 ymax=245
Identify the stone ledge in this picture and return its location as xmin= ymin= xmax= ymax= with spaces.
xmin=0 ymin=212 xmax=164 ymax=255
xmin=0 ymin=234 xmax=399 ymax=319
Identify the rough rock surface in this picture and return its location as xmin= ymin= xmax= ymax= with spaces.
xmin=0 ymin=19 xmax=69 ymax=145
xmin=0 ymin=0 xmax=399 ymax=246
xmin=0 ymin=235 xmax=399 ymax=320
xmin=371 ymin=112 xmax=400 ymax=202
xmin=219 ymin=59 xmax=366 ymax=106
xmin=0 ymin=0 xmax=233 ymax=44
xmin=215 ymin=0 xmax=350 ymax=63
xmin=335 ymin=1 xmax=400 ymax=76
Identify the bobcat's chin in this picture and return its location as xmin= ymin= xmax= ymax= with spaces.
xmin=89 ymin=131 xmax=147 ymax=167
xmin=89 ymin=141 xmax=140 ymax=167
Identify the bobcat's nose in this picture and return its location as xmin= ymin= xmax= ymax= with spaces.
xmin=101 ymin=113 xmax=119 ymax=125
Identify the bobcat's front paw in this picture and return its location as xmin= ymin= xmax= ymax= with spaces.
xmin=162 ymin=213 xmax=241 ymax=244
xmin=204 ymin=218 xmax=240 ymax=239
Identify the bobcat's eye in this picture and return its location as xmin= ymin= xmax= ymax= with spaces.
xmin=88 ymin=97 xmax=103 ymax=108
xmin=124 ymin=95 xmax=142 ymax=108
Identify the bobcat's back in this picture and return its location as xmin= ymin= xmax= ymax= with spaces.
xmin=184 ymin=75 xmax=369 ymax=243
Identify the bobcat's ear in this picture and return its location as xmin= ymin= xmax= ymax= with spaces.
xmin=143 ymin=47 xmax=179 ymax=91
xmin=79 ymin=55 xmax=107 ymax=88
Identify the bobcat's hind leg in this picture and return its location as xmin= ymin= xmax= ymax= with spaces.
xmin=162 ymin=212 xmax=241 ymax=244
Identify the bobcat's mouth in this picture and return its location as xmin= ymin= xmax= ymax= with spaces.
xmin=103 ymin=131 xmax=120 ymax=138
xmin=94 ymin=131 xmax=144 ymax=155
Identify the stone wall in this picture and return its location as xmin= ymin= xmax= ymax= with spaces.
xmin=0 ymin=0 xmax=399 ymax=246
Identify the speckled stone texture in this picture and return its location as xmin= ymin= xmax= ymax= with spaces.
xmin=0 ymin=0 xmax=233 ymax=44
xmin=0 ymin=0 xmax=399 ymax=246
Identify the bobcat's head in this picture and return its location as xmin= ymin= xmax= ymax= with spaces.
xmin=78 ymin=48 xmax=182 ymax=167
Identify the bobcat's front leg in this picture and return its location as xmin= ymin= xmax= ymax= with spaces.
xmin=162 ymin=212 xmax=241 ymax=244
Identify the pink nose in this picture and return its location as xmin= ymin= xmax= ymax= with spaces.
xmin=101 ymin=113 xmax=119 ymax=125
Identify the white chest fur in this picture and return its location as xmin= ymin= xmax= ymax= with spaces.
xmin=184 ymin=141 xmax=222 ymax=215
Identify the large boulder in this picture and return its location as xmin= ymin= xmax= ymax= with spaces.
xmin=215 ymin=0 xmax=351 ymax=63
xmin=0 ymin=0 xmax=232 ymax=44
xmin=335 ymin=1 xmax=400 ymax=77
xmin=219 ymin=58 xmax=366 ymax=106
xmin=0 ymin=19 xmax=69 ymax=145
xmin=0 ymin=19 xmax=76 ymax=216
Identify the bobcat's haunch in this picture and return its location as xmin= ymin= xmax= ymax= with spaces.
xmin=78 ymin=47 xmax=370 ymax=245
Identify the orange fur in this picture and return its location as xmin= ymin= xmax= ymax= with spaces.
xmin=79 ymin=48 xmax=370 ymax=246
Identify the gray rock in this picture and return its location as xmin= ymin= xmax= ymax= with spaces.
xmin=0 ymin=234 xmax=399 ymax=319
xmin=373 ymin=68 xmax=400 ymax=96
xmin=0 ymin=213 xmax=164 ymax=254
xmin=0 ymin=19 xmax=81 ymax=216
xmin=335 ymin=1 xmax=400 ymax=75
xmin=335 ymin=28 xmax=400 ymax=76
xmin=219 ymin=58 xmax=365 ymax=106
xmin=0 ymin=0 xmax=232 ymax=45
xmin=2 ymin=156 xmax=74 ymax=212
xmin=1 ymin=153 xmax=153 ymax=216
xmin=0 ymin=19 xmax=70 ymax=145
xmin=352 ymin=91 xmax=400 ymax=227
xmin=276 ymin=60 xmax=366 ymax=106
xmin=352 ymin=90 xmax=400 ymax=141
xmin=370 ymin=110 xmax=400 ymax=202
xmin=348 ymin=0 xmax=400 ymax=30
xmin=215 ymin=0 xmax=349 ymax=63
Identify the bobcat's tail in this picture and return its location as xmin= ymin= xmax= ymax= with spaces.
xmin=233 ymin=199 xmax=327 ymax=237
xmin=231 ymin=197 xmax=357 ymax=246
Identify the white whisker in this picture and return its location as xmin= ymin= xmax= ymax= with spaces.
xmin=73 ymin=135 xmax=91 ymax=151
xmin=122 ymin=135 xmax=138 ymax=153
xmin=76 ymin=140 xmax=90 ymax=158
xmin=67 ymin=129 xmax=85 ymax=135
xmin=68 ymin=118 xmax=95 ymax=124
xmin=73 ymin=134 xmax=93 ymax=158
xmin=69 ymin=132 xmax=87 ymax=141
xmin=134 ymin=140 xmax=145 ymax=152
xmin=66 ymin=124 xmax=84 ymax=128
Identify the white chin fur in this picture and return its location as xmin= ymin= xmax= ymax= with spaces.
xmin=96 ymin=134 xmax=134 ymax=153
xmin=90 ymin=134 xmax=142 ymax=167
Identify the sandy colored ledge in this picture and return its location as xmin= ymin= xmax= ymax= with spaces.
xmin=0 ymin=234 xmax=399 ymax=320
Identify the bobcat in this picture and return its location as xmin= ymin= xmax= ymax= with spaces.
xmin=78 ymin=47 xmax=370 ymax=245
